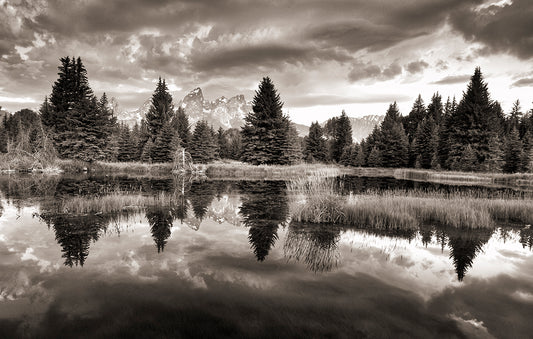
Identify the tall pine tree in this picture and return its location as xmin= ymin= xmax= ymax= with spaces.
xmin=303 ymin=121 xmax=327 ymax=162
xmin=241 ymin=77 xmax=294 ymax=165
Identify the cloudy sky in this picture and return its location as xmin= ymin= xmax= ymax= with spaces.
xmin=1 ymin=0 xmax=532 ymax=125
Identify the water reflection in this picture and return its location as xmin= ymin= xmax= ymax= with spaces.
xmin=1 ymin=174 xmax=531 ymax=278
xmin=39 ymin=213 xmax=106 ymax=267
xmin=1 ymin=174 xmax=533 ymax=337
xmin=284 ymin=223 xmax=340 ymax=272
xmin=146 ymin=206 xmax=173 ymax=253
xmin=520 ymin=227 xmax=533 ymax=250
xmin=238 ymin=181 xmax=289 ymax=261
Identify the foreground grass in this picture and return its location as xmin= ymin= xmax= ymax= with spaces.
xmin=288 ymin=176 xmax=533 ymax=229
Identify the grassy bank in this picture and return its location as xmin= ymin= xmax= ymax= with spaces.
xmin=205 ymin=161 xmax=345 ymax=180
xmin=393 ymin=168 xmax=533 ymax=188
xmin=288 ymin=176 xmax=533 ymax=229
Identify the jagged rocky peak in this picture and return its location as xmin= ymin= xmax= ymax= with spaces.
xmin=179 ymin=87 xmax=252 ymax=130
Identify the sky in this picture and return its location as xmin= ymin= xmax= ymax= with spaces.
xmin=1 ymin=0 xmax=532 ymax=125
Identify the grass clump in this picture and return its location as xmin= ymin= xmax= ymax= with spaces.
xmin=289 ymin=175 xmax=533 ymax=229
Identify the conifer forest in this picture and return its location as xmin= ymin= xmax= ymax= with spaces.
xmin=1 ymin=57 xmax=532 ymax=174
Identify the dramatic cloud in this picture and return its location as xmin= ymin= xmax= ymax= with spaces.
xmin=0 ymin=0 xmax=532 ymax=121
xmin=348 ymin=62 xmax=402 ymax=82
xmin=406 ymin=60 xmax=429 ymax=74
xmin=450 ymin=0 xmax=533 ymax=59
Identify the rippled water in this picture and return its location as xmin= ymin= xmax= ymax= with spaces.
xmin=0 ymin=174 xmax=532 ymax=338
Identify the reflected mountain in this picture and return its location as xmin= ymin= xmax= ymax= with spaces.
xmin=284 ymin=223 xmax=341 ymax=272
xmin=40 ymin=213 xmax=106 ymax=267
xmin=146 ymin=206 xmax=174 ymax=253
xmin=239 ymin=181 xmax=289 ymax=262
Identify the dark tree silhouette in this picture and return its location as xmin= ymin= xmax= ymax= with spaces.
xmin=241 ymin=77 xmax=296 ymax=165
xmin=239 ymin=181 xmax=289 ymax=261
xmin=146 ymin=206 xmax=174 ymax=253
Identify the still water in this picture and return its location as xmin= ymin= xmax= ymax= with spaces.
xmin=0 ymin=174 xmax=532 ymax=338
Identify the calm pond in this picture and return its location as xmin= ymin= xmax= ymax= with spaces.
xmin=0 ymin=174 xmax=532 ymax=338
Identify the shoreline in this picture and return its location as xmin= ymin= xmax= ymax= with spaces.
xmin=2 ymin=160 xmax=533 ymax=188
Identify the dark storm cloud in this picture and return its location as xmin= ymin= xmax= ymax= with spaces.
xmin=450 ymin=0 xmax=533 ymax=59
xmin=511 ymin=77 xmax=533 ymax=87
xmin=432 ymin=74 xmax=471 ymax=85
xmin=406 ymin=60 xmax=429 ymax=74
xmin=348 ymin=62 xmax=402 ymax=82
xmin=191 ymin=44 xmax=312 ymax=73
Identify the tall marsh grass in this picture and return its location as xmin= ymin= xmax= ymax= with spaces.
xmin=288 ymin=175 xmax=533 ymax=229
xmin=59 ymin=191 xmax=182 ymax=214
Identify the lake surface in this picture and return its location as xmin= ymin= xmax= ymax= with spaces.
xmin=0 ymin=174 xmax=532 ymax=338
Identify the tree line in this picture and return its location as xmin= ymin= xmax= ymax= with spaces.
xmin=1 ymin=58 xmax=532 ymax=173
xmin=303 ymin=67 xmax=533 ymax=173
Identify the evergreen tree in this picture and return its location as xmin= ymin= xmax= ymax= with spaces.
xmin=520 ymin=130 xmax=533 ymax=172
xmin=427 ymin=93 xmax=443 ymax=124
xmin=241 ymin=77 xmax=293 ymax=165
xmin=503 ymin=128 xmax=523 ymax=173
xmin=190 ymin=120 xmax=217 ymax=163
xmin=145 ymin=77 xmax=174 ymax=142
xmin=377 ymin=103 xmax=408 ymax=167
xmin=507 ymin=100 xmax=522 ymax=134
xmin=284 ymin=123 xmax=303 ymax=164
xmin=459 ymin=144 xmax=477 ymax=172
xmin=331 ymin=111 xmax=352 ymax=162
xmin=0 ymin=115 xmax=7 ymax=153
xmin=403 ymin=94 xmax=425 ymax=142
xmin=216 ymin=127 xmax=228 ymax=159
xmin=340 ymin=144 xmax=358 ymax=166
xmin=303 ymin=121 xmax=327 ymax=162
xmin=141 ymin=139 xmax=154 ymax=163
xmin=117 ymin=125 xmax=136 ymax=162
xmin=447 ymin=68 xmax=497 ymax=171
xmin=367 ymin=146 xmax=382 ymax=167
xmin=42 ymin=57 xmax=114 ymax=161
xmin=483 ymin=135 xmax=504 ymax=172
xmin=173 ymin=106 xmax=190 ymax=149
xmin=225 ymin=128 xmax=242 ymax=160
xmin=354 ymin=143 xmax=365 ymax=167
xmin=414 ymin=117 xmax=437 ymax=169
xmin=151 ymin=122 xmax=178 ymax=163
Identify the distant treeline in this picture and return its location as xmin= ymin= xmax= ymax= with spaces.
xmin=0 ymin=58 xmax=531 ymax=173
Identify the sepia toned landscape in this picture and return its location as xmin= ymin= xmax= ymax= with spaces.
xmin=1 ymin=0 xmax=533 ymax=338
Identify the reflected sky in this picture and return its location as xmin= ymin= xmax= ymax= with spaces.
xmin=0 ymin=176 xmax=532 ymax=338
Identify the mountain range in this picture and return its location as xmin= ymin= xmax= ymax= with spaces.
xmin=114 ymin=88 xmax=385 ymax=141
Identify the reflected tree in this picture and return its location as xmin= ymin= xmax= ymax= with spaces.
xmin=188 ymin=181 xmax=216 ymax=221
xmin=146 ymin=206 xmax=174 ymax=253
xmin=520 ymin=227 xmax=533 ymax=250
xmin=239 ymin=181 xmax=289 ymax=261
xmin=41 ymin=213 xmax=105 ymax=267
xmin=284 ymin=223 xmax=341 ymax=272
xmin=420 ymin=226 xmax=433 ymax=248
xmin=446 ymin=228 xmax=492 ymax=281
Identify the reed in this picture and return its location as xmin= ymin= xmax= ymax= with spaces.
xmin=59 ymin=191 xmax=181 ymax=214
xmin=288 ymin=175 xmax=533 ymax=229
